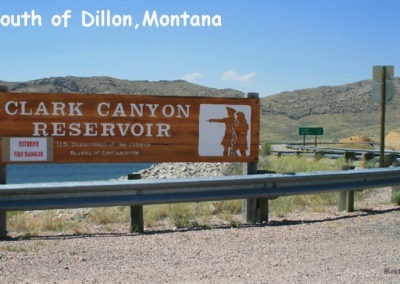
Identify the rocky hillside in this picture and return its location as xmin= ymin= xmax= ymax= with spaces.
xmin=261 ymin=78 xmax=400 ymax=120
xmin=0 ymin=76 xmax=244 ymax=98
xmin=2 ymin=76 xmax=399 ymax=119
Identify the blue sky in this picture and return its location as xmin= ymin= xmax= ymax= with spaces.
xmin=1 ymin=0 xmax=399 ymax=96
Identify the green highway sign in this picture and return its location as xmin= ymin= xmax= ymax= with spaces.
xmin=299 ymin=127 xmax=324 ymax=136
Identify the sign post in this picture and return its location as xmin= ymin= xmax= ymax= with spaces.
xmin=298 ymin=127 xmax=324 ymax=146
xmin=242 ymin=93 xmax=267 ymax=225
xmin=0 ymin=86 xmax=7 ymax=239
xmin=372 ymin=65 xmax=394 ymax=168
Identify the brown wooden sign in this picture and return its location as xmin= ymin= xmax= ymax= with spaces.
xmin=0 ymin=92 xmax=260 ymax=163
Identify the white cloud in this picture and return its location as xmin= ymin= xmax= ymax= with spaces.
xmin=221 ymin=70 xmax=256 ymax=82
xmin=181 ymin=72 xmax=203 ymax=82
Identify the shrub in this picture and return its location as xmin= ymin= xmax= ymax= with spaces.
xmin=88 ymin=207 xmax=129 ymax=224
xmin=392 ymin=187 xmax=400 ymax=205
xmin=39 ymin=212 xmax=65 ymax=232
xmin=260 ymin=141 xmax=273 ymax=157
xmin=144 ymin=204 xmax=170 ymax=227
xmin=169 ymin=204 xmax=191 ymax=228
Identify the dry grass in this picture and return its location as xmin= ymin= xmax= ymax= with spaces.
xmin=8 ymin=211 xmax=66 ymax=236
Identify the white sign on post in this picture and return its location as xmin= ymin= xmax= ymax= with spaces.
xmin=9 ymin=137 xmax=48 ymax=162
xmin=373 ymin=65 xmax=394 ymax=81
xmin=372 ymin=65 xmax=395 ymax=101
xmin=372 ymin=80 xmax=395 ymax=101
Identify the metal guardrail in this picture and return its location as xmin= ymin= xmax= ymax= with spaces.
xmin=273 ymin=145 xmax=400 ymax=164
xmin=1 ymin=167 xmax=400 ymax=210
xmin=286 ymin=144 xmax=400 ymax=157
xmin=1 ymin=167 xmax=400 ymax=237
xmin=0 ymin=167 xmax=400 ymax=210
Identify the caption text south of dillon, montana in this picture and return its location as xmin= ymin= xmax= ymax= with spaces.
xmin=0 ymin=9 xmax=223 ymax=28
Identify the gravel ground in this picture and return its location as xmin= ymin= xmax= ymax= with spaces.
xmin=1 ymin=186 xmax=399 ymax=283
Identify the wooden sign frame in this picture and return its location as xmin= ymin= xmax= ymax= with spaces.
xmin=0 ymin=92 xmax=260 ymax=163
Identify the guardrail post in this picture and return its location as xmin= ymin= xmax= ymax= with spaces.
xmin=344 ymin=151 xmax=356 ymax=162
xmin=338 ymin=165 xmax=355 ymax=212
xmin=242 ymin=162 xmax=259 ymax=224
xmin=346 ymin=190 xmax=354 ymax=212
xmin=257 ymin=170 xmax=269 ymax=223
xmin=128 ymin=173 xmax=144 ymax=233
xmin=383 ymin=153 xmax=396 ymax=167
xmin=0 ymin=86 xmax=7 ymax=240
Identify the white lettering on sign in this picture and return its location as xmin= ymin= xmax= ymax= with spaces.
xmin=9 ymin=137 xmax=48 ymax=162
xmin=96 ymin=103 xmax=190 ymax=118
xmin=4 ymin=101 xmax=83 ymax=116
xmin=32 ymin=122 xmax=171 ymax=137
xmin=2 ymin=100 xmax=191 ymax=138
